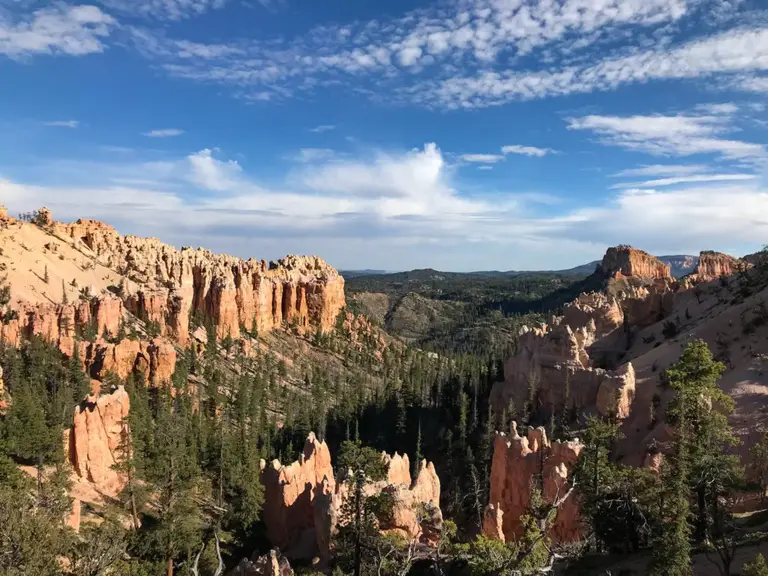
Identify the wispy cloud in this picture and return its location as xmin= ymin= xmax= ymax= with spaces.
xmin=126 ymin=0 xmax=726 ymax=104
xmin=610 ymin=173 xmax=758 ymax=189
xmin=415 ymin=26 xmax=768 ymax=109
xmin=501 ymin=145 xmax=554 ymax=157
xmin=0 ymin=5 xmax=115 ymax=58
xmin=461 ymin=144 xmax=555 ymax=166
xmin=612 ymin=164 xmax=712 ymax=177
xmin=43 ymin=120 xmax=79 ymax=128
xmin=309 ymin=125 xmax=335 ymax=133
xmin=144 ymin=128 xmax=185 ymax=138
xmin=98 ymin=0 xmax=227 ymax=21
xmin=296 ymin=148 xmax=336 ymax=162
xmin=567 ymin=108 xmax=766 ymax=160
xmin=461 ymin=154 xmax=505 ymax=164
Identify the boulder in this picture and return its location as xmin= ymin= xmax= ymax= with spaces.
xmin=230 ymin=550 xmax=294 ymax=576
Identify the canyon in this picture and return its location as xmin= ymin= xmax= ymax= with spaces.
xmin=2 ymin=207 xmax=767 ymax=573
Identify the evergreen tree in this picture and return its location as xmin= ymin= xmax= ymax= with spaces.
xmin=745 ymin=554 xmax=768 ymax=576
xmin=336 ymin=440 xmax=388 ymax=576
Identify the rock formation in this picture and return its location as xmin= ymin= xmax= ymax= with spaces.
xmin=484 ymin=423 xmax=583 ymax=543
xmin=52 ymin=218 xmax=346 ymax=345
xmin=260 ymin=434 xmax=442 ymax=563
xmin=598 ymin=245 xmax=672 ymax=281
xmin=493 ymin=317 xmax=636 ymax=422
xmin=68 ymin=385 xmax=130 ymax=497
xmin=682 ymin=250 xmax=749 ymax=285
xmin=260 ymin=433 xmax=336 ymax=557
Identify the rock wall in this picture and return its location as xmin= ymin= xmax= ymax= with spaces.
xmin=682 ymin=251 xmax=748 ymax=285
xmin=484 ymin=423 xmax=583 ymax=543
xmin=598 ymin=245 xmax=672 ymax=281
xmin=53 ymin=218 xmax=346 ymax=345
xmin=68 ymin=385 xmax=130 ymax=497
xmin=260 ymin=434 xmax=442 ymax=563
xmin=0 ymin=297 xmax=177 ymax=386
xmin=493 ymin=318 xmax=636 ymax=421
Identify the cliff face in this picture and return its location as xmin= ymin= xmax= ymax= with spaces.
xmin=598 ymin=245 xmax=672 ymax=281
xmin=683 ymin=251 xmax=747 ymax=285
xmin=484 ymin=423 xmax=583 ymax=543
xmin=54 ymin=219 xmax=346 ymax=344
xmin=260 ymin=434 xmax=442 ymax=563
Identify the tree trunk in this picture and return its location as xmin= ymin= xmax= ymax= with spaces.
xmin=354 ymin=478 xmax=362 ymax=576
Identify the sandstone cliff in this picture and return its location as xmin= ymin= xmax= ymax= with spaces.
xmin=53 ymin=218 xmax=345 ymax=344
xmin=682 ymin=250 xmax=748 ymax=285
xmin=484 ymin=423 xmax=583 ymax=543
xmin=598 ymin=245 xmax=672 ymax=281
xmin=260 ymin=434 xmax=442 ymax=563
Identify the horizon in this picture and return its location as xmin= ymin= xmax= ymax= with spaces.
xmin=1 ymin=0 xmax=768 ymax=271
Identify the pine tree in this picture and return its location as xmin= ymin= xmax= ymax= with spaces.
xmin=412 ymin=419 xmax=423 ymax=480
xmin=745 ymin=554 xmax=768 ymax=576
xmin=61 ymin=280 xmax=68 ymax=305
xmin=649 ymin=411 xmax=692 ymax=576
xmin=336 ymin=440 xmax=388 ymax=576
xmin=43 ymin=265 xmax=49 ymax=284
xmin=665 ymin=338 xmax=741 ymax=571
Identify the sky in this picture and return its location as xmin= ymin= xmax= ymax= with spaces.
xmin=0 ymin=0 xmax=767 ymax=272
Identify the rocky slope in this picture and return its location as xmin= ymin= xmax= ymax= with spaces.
xmin=486 ymin=244 xmax=768 ymax=543
xmin=0 ymin=207 xmax=345 ymax=386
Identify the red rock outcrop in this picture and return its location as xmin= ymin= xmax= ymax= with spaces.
xmin=68 ymin=385 xmax=130 ymax=497
xmin=53 ymin=219 xmax=346 ymax=345
xmin=260 ymin=433 xmax=336 ymax=557
xmin=484 ymin=423 xmax=583 ymax=543
xmin=261 ymin=434 xmax=442 ymax=563
xmin=682 ymin=251 xmax=749 ymax=285
xmin=598 ymin=245 xmax=672 ymax=281
xmin=82 ymin=337 xmax=177 ymax=386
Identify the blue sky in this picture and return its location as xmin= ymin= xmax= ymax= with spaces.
xmin=0 ymin=0 xmax=767 ymax=271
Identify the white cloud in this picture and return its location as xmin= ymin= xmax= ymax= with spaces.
xmin=418 ymin=26 xmax=768 ymax=109
xmin=738 ymin=75 xmax=768 ymax=92
xmin=43 ymin=120 xmax=79 ymax=128
xmin=610 ymin=173 xmax=758 ymax=189
xmin=0 ymin=5 xmax=115 ymax=58
xmin=97 ymin=0 xmax=227 ymax=21
xmin=502 ymin=145 xmax=554 ymax=157
xmin=612 ymin=164 xmax=711 ymax=177
xmin=461 ymin=153 xmax=505 ymax=163
xmin=144 ymin=128 xmax=185 ymax=137
xmin=187 ymin=149 xmax=243 ymax=191
xmin=567 ymin=110 xmax=766 ymax=160
xmin=2 ymin=143 xmax=768 ymax=270
xmin=128 ymin=0 xmax=718 ymax=103
xmin=297 ymin=148 xmax=335 ymax=163
xmin=309 ymin=125 xmax=336 ymax=133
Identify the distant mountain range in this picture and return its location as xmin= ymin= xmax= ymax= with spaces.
xmin=342 ymin=255 xmax=700 ymax=281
